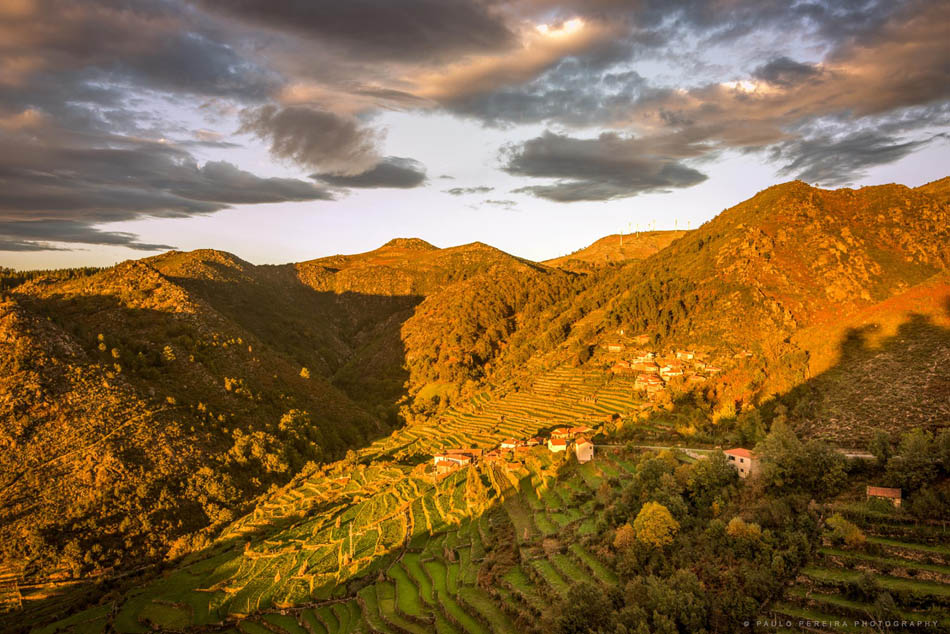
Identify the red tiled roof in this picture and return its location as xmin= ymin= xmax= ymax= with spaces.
xmin=446 ymin=448 xmax=482 ymax=457
xmin=575 ymin=437 xmax=593 ymax=446
xmin=724 ymin=448 xmax=755 ymax=459
xmin=549 ymin=438 xmax=568 ymax=447
xmin=867 ymin=486 xmax=901 ymax=498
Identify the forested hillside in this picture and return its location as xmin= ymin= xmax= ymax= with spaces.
xmin=2 ymin=178 xmax=949 ymax=632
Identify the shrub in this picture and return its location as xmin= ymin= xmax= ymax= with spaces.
xmin=826 ymin=513 xmax=865 ymax=548
xmin=725 ymin=517 xmax=762 ymax=541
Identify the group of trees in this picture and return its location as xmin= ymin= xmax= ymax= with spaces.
xmin=0 ymin=266 xmax=103 ymax=292
xmin=553 ymin=420 xmax=861 ymax=633
xmin=870 ymin=429 xmax=950 ymax=517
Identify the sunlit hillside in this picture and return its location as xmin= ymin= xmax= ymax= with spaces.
xmin=544 ymin=231 xmax=688 ymax=272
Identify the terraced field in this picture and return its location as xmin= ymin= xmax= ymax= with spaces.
xmin=38 ymin=367 xmax=651 ymax=633
xmin=772 ymin=503 xmax=950 ymax=631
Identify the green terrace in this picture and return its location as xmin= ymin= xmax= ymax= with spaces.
xmin=40 ymin=427 xmax=640 ymax=633
xmin=774 ymin=501 xmax=950 ymax=630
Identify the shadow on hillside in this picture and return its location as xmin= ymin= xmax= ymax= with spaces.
xmin=770 ymin=305 xmax=950 ymax=446
xmin=3 ymin=274 xmax=430 ymax=629
xmin=4 ymin=447 xmax=592 ymax=633
xmin=625 ymin=296 xmax=950 ymax=449
xmin=163 ymin=265 xmax=424 ymax=417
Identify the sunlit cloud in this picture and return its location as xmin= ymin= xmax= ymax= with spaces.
xmin=411 ymin=17 xmax=616 ymax=101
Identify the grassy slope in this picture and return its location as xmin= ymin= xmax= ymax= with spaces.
xmin=544 ymin=230 xmax=688 ymax=271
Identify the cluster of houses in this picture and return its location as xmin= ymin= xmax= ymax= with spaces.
xmin=432 ymin=425 xmax=596 ymax=475
xmin=605 ymin=343 xmax=724 ymax=398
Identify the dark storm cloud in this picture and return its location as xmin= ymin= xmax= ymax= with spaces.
xmin=503 ymin=131 xmax=708 ymax=202
xmin=240 ymin=105 xmax=382 ymax=176
xmin=0 ymin=134 xmax=333 ymax=251
xmin=313 ymin=157 xmax=427 ymax=189
xmin=192 ymin=0 xmax=515 ymax=63
xmin=445 ymin=186 xmax=494 ymax=196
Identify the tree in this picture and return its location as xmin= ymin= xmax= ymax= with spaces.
xmin=557 ymin=582 xmax=614 ymax=634
xmin=736 ymin=410 xmax=766 ymax=446
xmin=885 ymin=430 xmax=938 ymax=492
xmin=614 ymin=523 xmax=637 ymax=551
xmin=868 ymin=431 xmax=891 ymax=466
xmin=726 ymin=517 xmax=762 ymax=541
xmin=755 ymin=420 xmax=846 ymax=498
xmin=633 ymin=502 xmax=679 ymax=548
xmin=935 ymin=430 xmax=950 ymax=476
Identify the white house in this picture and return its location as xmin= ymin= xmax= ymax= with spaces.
xmin=574 ymin=438 xmax=594 ymax=463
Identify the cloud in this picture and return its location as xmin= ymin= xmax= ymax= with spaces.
xmin=313 ymin=157 xmax=427 ymax=189
xmin=0 ymin=1 xmax=277 ymax=100
xmin=442 ymin=54 xmax=647 ymax=126
xmin=770 ymin=130 xmax=941 ymax=186
xmin=753 ymin=57 xmax=822 ymax=87
xmin=483 ymin=199 xmax=517 ymax=210
xmin=419 ymin=0 xmax=950 ymax=177
xmin=240 ymin=105 xmax=383 ymax=176
xmin=411 ymin=17 xmax=620 ymax=103
xmin=193 ymin=0 xmax=514 ymax=64
xmin=0 ymin=0 xmax=947 ymax=253
xmin=0 ymin=132 xmax=333 ymax=251
xmin=503 ymin=131 xmax=708 ymax=201
xmin=0 ymin=238 xmax=69 ymax=252
xmin=444 ymin=186 xmax=494 ymax=195
xmin=0 ymin=221 xmax=175 ymax=252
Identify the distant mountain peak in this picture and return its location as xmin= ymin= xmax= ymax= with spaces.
xmin=381 ymin=238 xmax=437 ymax=250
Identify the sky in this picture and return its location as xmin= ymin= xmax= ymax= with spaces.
xmin=1 ymin=0 xmax=948 ymax=269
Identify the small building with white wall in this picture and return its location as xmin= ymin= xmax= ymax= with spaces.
xmin=724 ymin=448 xmax=757 ymax=478
xmin=574 ymin=438 xmax=594 ymax=463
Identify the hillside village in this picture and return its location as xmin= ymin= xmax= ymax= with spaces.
xmin=598 ymin=331 xmax=737 ymax=398
xmin=433 ymin=425 xmax=597 ymax=475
